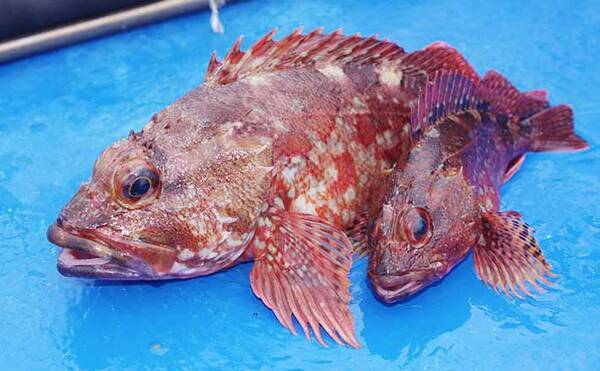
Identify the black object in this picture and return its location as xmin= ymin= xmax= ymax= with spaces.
xmin=0 ymin=0 xmax=161 ymax=42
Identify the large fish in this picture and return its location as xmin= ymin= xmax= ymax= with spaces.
xmin=367 ymin=70 xmax=588 ymax=303
xmin=46 ymin=28 xmax=477 ymax=346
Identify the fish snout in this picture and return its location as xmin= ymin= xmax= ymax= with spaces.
xmin=370 ymin=241 xmax=420 ymax=276
xmin=57 ymin=185 xmax=111 ymax=230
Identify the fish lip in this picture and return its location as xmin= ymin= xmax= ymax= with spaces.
xmin=368 ymin=269 xmax=431 ymax=303
xmin=47 ymin=222 xmax=153 ymax=280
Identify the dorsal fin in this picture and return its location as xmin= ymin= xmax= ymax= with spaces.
xmin=205 ymin=51 xmax=222 ymax=77
xmin=410 ymin=70 xmax=481 ymax=134
xmin=204 ymin=28 xmax=478 ymax=87
xmin=476 ymin=70 xmax=550 ymax=120
xmin=410 ymin=69 xmax=554 ymax=135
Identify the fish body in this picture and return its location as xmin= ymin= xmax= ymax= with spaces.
xmin=46 ymin=29 xmax=478 ymax=346
xmin=367 ymin=70 xmax=588 ymax=303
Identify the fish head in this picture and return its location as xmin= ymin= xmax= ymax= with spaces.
xmin=48 ymin=121 xmax=273 ymax=280
xmin=368 ymin=149 xmax=479 ymax=303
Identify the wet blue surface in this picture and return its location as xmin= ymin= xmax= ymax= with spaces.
xmin=1 ymin=0 xmax=599 ymax=369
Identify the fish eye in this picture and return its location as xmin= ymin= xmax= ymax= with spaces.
xmin=114 ymin=160 xmax=161 ymax=208
xmin=401 ymin=207 xmax=432 ymax=246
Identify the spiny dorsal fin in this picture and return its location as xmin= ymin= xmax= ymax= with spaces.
xmin=204 ymin=28 xmax=478 ymax=87
xmin=410 ymin=70 xmax=482 ymax=134
xmin=205 ymin=51 xmax=221 ymax=77
xmin=410 ymin=69 xmax=556 ymax=135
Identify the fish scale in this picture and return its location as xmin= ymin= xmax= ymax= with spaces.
xmin=368 ymin=70 xmax=588 ymax=303
xmin=46 ymin=28 xmax=478 ymax=347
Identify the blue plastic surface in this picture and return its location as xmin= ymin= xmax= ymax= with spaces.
xmin=1 ymin=0 xmax=599 ymax=369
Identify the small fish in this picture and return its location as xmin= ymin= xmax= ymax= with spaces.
xmin=367 ymin=70 xmax=588 ymax=303
xmin=46 ymin=28 xmax=477 ymax=346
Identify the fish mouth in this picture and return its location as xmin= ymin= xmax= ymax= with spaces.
xmin=368 ymin=270 xmax=433 ymax=303
xmin=47 ymin=222 xmax=155 ymax=280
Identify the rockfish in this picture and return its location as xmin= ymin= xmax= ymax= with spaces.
xmin=368 ymin=70 xmax=588 ymax=303
xmin=47 ymin=28 xmax=477 ymax=346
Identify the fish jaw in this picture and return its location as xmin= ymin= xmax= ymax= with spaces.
xmin=47 ymin=222 xmax=183 ymax=280
xmin=368 ymin=269 xmax=434 ymax=303
xmin=48 ymin=221 xmax=252 ymax=280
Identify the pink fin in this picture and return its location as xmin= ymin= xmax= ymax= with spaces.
xmin=249 ymin=210 xmax=359 ymax=348
xmin=477 ymin=70 xmax=549 ymax=119
xmin=409 ymin=69 xmax=581 ymax=144
xmin=411 ymin=70 xmax=480 ymax=133
xmin=523 ymin=89 xmax=549 ymax=102
xmin=203 ymin=29 xmax=479 ymax=88
xmin=473 ymin=211 xmax=557 ymax=299
xmin=205 ymin=52 xmax=221 ymax=79
xmin=204 ymin=28 xmax=405 ymax=85
xmin=526 ymin=105 xmax=589 ymax=152
xmin=347 ymin=209 xmax=370 ymax=257
xmin=400 ymin=41 xmax=479 ymax=90
xmin=502 ymin=154 xmax=526 ymax=184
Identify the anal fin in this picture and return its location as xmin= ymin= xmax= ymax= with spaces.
xmin=473 ymin=211 xmax=557 ymax=299
xmin=249 ymin=210 xmax=359 ymax=348
xmin=502 ymin=154 xmax=526 ymax=184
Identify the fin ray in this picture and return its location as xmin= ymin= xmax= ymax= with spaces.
xmin=502 ymin=154 xmax=526 ymax=184
xmin=249 ymin=210 xmax=359 ymax=348
xmin=204 ymin=29 xmax=478 ymax=90
xmin=525 ymin=105 xmax=589 ymax=152
xmin=473 ymin=211 xmax=556 ymax=298
xmin=410 ymin=70 xmax=480 ymax=134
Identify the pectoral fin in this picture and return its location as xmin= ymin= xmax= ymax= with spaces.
xmin=347 ymin=209 xmax=370 ymax=258
xmin=248 ymin=210 xmax=359 ymax=348
xmin=473 ymin=211 xmax=556 ymax=299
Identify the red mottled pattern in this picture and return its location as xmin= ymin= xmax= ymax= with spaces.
xmin=46 ymin=29 xmax=479 ymax=347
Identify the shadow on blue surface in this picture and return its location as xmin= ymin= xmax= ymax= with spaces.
xmin=1 ymin=0 xmax=599 ymax=369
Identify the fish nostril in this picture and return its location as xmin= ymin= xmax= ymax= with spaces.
xmin=375 ymin=262 xmax=389 ymax=276
xmin=56 ymin=216 xmax=65 ymax=227
xmin=375 ymin=253 xmax=395 ymax=276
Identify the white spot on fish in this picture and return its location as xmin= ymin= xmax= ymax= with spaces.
xmin=292 ymin=195 xmax=317 ymax=214
xmin=342 ymin=210 xmax=353 ymax=225
xmin=331 ymin=140 xmax=345 ymax=156
xmin=343 ymin=187 xmax=356 ymax=204
xmin=274 ymin=197 xmax=284 ymax=211
xmin=254 ymin=238 xmax=266 ymax=250
xmin=379 ymin=65 xmax=403 ymax=87
xmin=317 ymin=64 xmax=346 ymax=80
xmin=282 ymin=166 xmax=298 ymax=184
xmin=268 ymin=244 xmax=277 ymax=254
xmin=272 ymin=119 xmax=288 ymax=132
xmin=178 ymin=249 xmax=195 ymax=261
xmin=246 ymin=75 xmax=270 ymax=86
xmin=428 ymin=128 xmax=440 ymax=138
xmin=170 ymin=262 xmax=192 ymax=274
xmin=325 ymin=165 xmax=338 ymax=181
xmin=287 ymin=187 xmax=296 ymax=198
xmin=353 ymin=97 xmax=367 ymax=110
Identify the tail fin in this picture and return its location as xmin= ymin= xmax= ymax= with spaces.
xmin=527 ymin=105 xmax=589 ymax=152
xmin=477 ymin=70 xmax=587 ymax=152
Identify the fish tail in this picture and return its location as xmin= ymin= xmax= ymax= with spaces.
xmin=526 ymin=105 xmax=589 ymax=152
